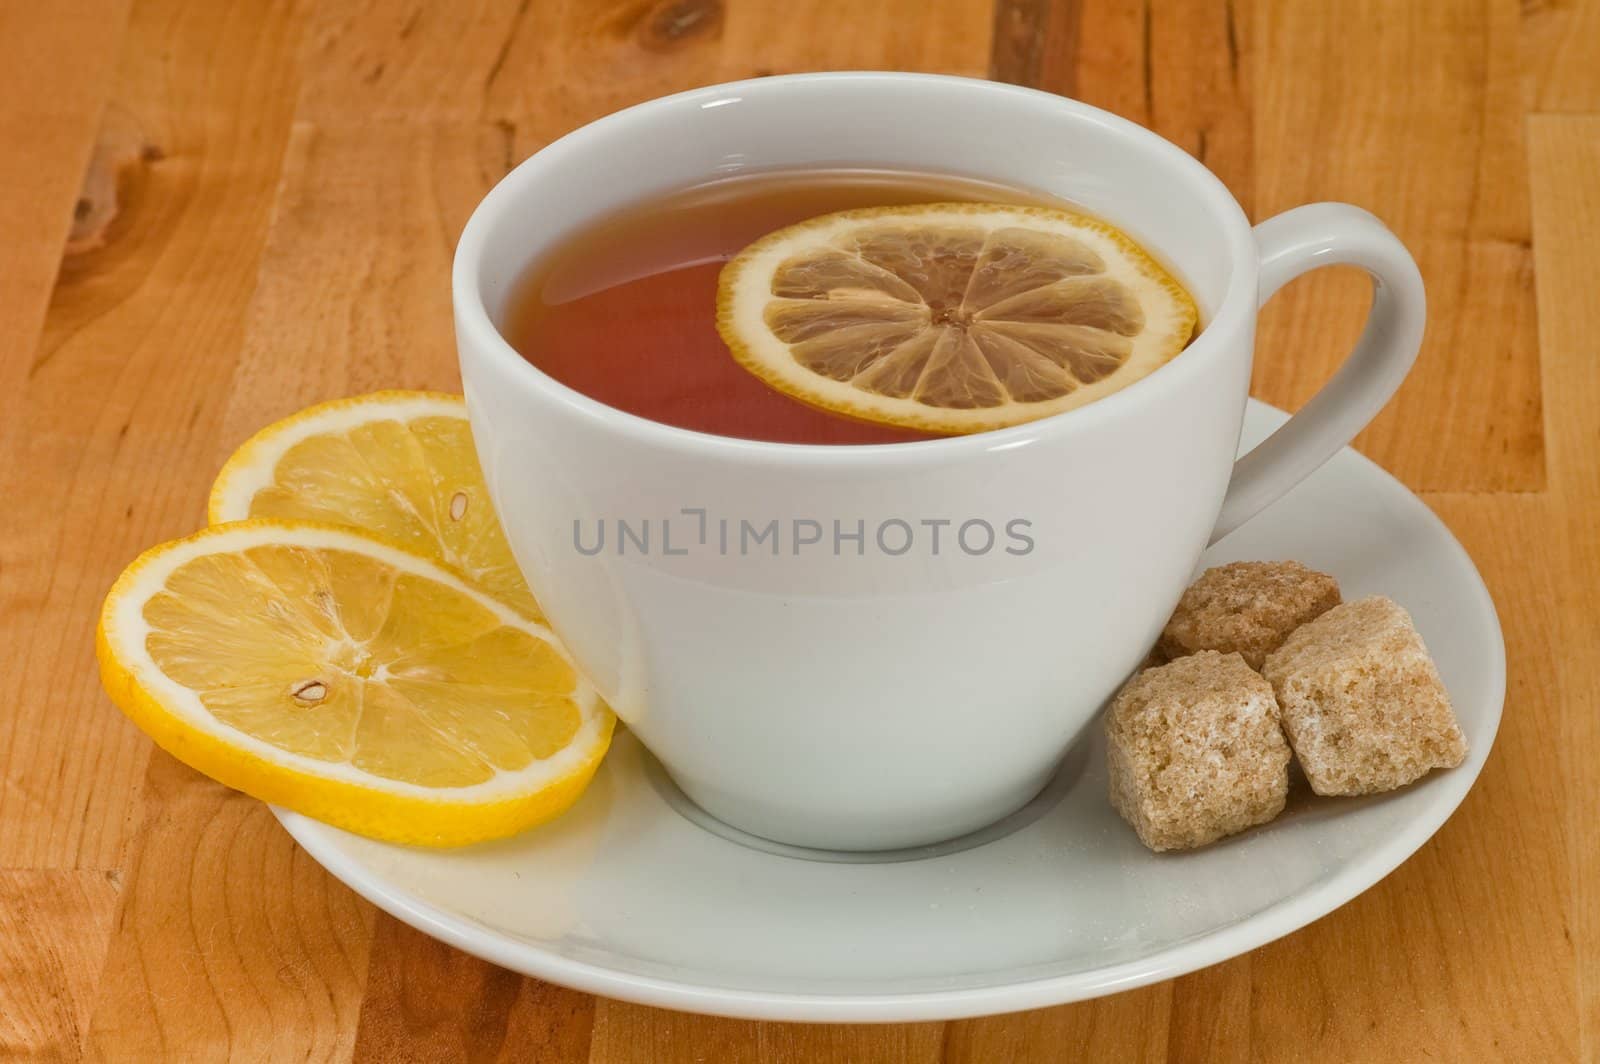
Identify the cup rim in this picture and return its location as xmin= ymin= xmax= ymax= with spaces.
xmin=453 ymin=71 xmax=1257 ymax=463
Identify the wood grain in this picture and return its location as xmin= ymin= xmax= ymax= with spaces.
xmin=351 ymin=918 xmax=531 ymax=1062
xmin=1249 ymin=0 xmax=1542 ymax=494
xmin=0 ymin=872 xmax=121 ymax=1061
xmin=996 ymin=0 xmax=1253 ymax=212
xmin=588 ymin=1005 xmax=944 ymax=1064
xmin=495 ymin=978 xmax=599 ymax=1064
xmin=216 ymin=120 xmax=508 ymax=450
xmin=0 ymin=0 xmax=307 ymax=874
xmin=297 ymin=0 xmax=989 ymax=134
xmin=0 ymin=0 xmax=129 ymax=384
xmin=2 ymin=0 xmax=1597 ymax=1060
xmin=0 ymin=0 xmax=134 ymax=873
xmin=944 ymin=985 xmax=1170 ymax=1062
xmin=989 ymin=0 xmax=1062 ymax=89
xmin=87 ymin=752 xmax=374 ymax=1062
xmin=1529 ymin=115 xmax=1600 ymax=1062
xmin=1164 ymin=958 xmax=1252 ymax=1060
xmin=1522 ymin=0 xmax=1600 ymax=112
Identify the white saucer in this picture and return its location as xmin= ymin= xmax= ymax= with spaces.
xmin=277 ymin=401 xmax=1505 ymax=1022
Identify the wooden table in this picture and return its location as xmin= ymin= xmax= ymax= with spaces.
xmin=3 ymin=1 xmax=1596 ymax=1059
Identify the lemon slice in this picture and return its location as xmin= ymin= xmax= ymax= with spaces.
xmin=209 ymin=392 xmax=541 ymax=622
xmin=96 ymin=521 xmax=614 ymax=846
xmin=717 ymin=203 xmax=1197 ymax=433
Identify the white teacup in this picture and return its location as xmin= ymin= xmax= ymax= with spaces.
xmin=454 ymin=73 xmax=1424 ymax=851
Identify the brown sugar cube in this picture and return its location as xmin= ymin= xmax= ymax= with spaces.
xmin=1106 ymin=651 xmax=1291 ymax=852
xmin=1159 ymin=561 xmax=1342 ymax=670
xmin=1262 ymin=596 xmax=1466 ymax=796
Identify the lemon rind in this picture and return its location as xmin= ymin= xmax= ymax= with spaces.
xmin=207 ymin=391 xmax=468 ymax=526
xmin=97 ymin=519 xmax=615 ymax=847
xmin=716 ymin=203 xmax=1198 ymax=435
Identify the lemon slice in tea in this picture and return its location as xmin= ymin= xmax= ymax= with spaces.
xmin=97 ymin=521 xmax=614 ymax=846
xmin=209 ymin=391 xmax=541 ymax=622
xmin=716 ymin=203 xmax=1197 ymax=434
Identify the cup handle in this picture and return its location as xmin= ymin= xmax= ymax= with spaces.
xmin=1210 ymin=203 xmax=1426 ymax=543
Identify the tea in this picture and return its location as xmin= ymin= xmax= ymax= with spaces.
xmin=502 ymin=169 xmax=1067 ymax=444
